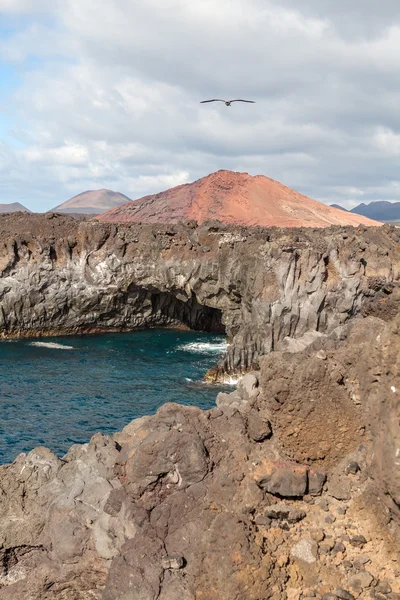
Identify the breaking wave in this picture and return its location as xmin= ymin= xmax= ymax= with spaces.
xmin=30 ymin=342 xmax=75 ymax=350
xmin=177 ymin=341 xmax=228 ymax=354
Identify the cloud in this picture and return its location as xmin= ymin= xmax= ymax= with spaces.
xmin=1 ymin=0 xmax=400 ymax=211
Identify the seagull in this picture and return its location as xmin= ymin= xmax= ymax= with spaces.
xmin=200 ymin=99 xmax=255 ymax=106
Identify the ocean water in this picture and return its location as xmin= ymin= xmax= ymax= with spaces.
xmin=0 ymin=329 xmax=229 ymax=464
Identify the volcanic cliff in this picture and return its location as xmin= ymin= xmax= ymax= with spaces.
xmin=96 ymin=170 xmax=381 ymax=228
xmin=0 ymin=213 xmax=400 ymax=599
xmin=0 ymin=213 xmax=398 ymax=377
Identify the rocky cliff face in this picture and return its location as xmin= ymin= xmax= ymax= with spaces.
xmin=0 ymin=213 xmax=399 ymax=378
xmin=0 ymin=313 xmax=399 ymax=599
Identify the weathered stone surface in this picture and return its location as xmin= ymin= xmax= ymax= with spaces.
xmin=237 ymin=373 xmax=259 ymax=401
xmin=247 ymin=411 xmax=272 ymax=442
xmin=308 ymin=468 xmax=327 ymax=496
xmin=349 ymin=534 xmax=368 ymax=548
xmin=264 ymin=503 xmax=306 ymax=524
xmin=348 ymin=571 xmax=374 ymax=592
xmin=161 ymin=555 xmax=185 ymax=570
xmin=291 ymin=538 xmax=318 ymax=564
xmin=254 ymin=460 xmax=309 ymax=497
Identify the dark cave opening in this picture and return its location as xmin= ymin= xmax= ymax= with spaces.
xmin=149 ymin=291 xmax=225 ymax=334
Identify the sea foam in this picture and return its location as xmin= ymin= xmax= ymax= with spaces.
xmin=177 ymin=341 xmax=228 ymax=354
xmin=30 ymin=341 xmax=75 ymax=350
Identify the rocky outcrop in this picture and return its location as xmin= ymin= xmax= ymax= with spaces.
xmin=0 ymin=213 xmax=399 ymax=378
xmin=0 ymin=313 xmax=399 ymax=599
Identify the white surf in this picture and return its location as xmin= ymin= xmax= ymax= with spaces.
xmin=30 ymin=341 xmax=75 ymax=350
xmin=177 ymin=341 xmax=228 ymax=354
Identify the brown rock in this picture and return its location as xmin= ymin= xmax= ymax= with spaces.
xmin=308 ymin=468 xmax=327 ymax=496
xmin=254 ymin=460 xmax=308 ymax=498
xmin=349 ymin=534 xmax=368 ymax=548
xmin=247 ymin=410 xmax=272 ymax=442
xmin=348 ymin=571 xmax=374 ymax=592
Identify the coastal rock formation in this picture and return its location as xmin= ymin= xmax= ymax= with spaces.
xmin=0 ymin=313 xmax=399 ymax=599
xmin=96 ymin=170 xmax=382 ymax=228
xmin=0 ymin=213 xmax=399 ymax=377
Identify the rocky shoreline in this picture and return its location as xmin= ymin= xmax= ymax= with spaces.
xmin=0 ymin=213 xmax=400 ymax=598
xmin=0 ymin=312 xmax=399 ymax=599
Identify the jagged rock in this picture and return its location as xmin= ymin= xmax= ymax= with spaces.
xmin=264 ymin=503 xmax=306 ymax=524
xmin=308 ymin=468 xmax=327 ymax=496
xmin=254 ymin=460 xmax=325 ymax=498
xmin=279 ymin=330 xmax=326 ymax=353
xmin=237 ymin=373 xmax=260 ymax=401
xmin=247 ymin=410 xmax=272 ymax=442
xmin=254 ymin=460 xmax=309 ymax=497
xmin=216 ymin=390 xmax=245 ymax=411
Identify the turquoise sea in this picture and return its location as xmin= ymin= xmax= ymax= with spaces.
xmin=0 ymin=329 xmax=229 ymax=464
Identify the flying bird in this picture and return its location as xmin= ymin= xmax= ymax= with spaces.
xmin=200 ymin=99 xmax=255 ymax=106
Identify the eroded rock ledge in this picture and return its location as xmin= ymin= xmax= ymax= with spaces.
xmin=0 ymin=213 xmax=399 ymax=376
xmin=0 ymin=313 xmax=399 ymax=599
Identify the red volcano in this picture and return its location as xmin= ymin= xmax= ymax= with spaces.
xmin=96 ymin=170 xmax=381 ymax=228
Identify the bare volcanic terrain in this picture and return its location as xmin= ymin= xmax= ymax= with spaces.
xmin=0 ymin=214 xmax=400 ymax=598
xmin=51 ymin=189 xmax=132 ymax=214
xmin=97 ymin=170 xmax=381 ymax=228
xmin=0 ymin=202 xmax=31 ymax=213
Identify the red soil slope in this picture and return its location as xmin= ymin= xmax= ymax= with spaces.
xmin=96 ymin=170 xmax=382 ymax=228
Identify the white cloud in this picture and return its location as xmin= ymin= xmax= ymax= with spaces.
xmin=2 ymin=0 xmax=400 ymax=211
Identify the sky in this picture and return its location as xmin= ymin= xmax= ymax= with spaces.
xmin=1 ymin=0 xmax=400 ymax=212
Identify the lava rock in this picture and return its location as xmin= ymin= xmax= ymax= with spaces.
xmin=345 ymin=462 xmax=360 ymax=475
xmin=350 ymin=534 xmax=367 ymax=548
xmin=348 ymin=571 xmax=374 ymax=592
xmin=247 ymin=411 xmax=272 ymax=442
xmin=265 ymin=503 xmax=306 ymax=525
xmin=254 ymin=460 xmax=308 ymax=498
xmin=161 ymin=555 xmax=185 ymax=570
xmin=308 ymin=468 xmax=327 ymax=496
xmin=237 ymin=373 xmax=260 ymax=401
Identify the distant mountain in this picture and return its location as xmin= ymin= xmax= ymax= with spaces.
xmin=330 ymin=203 xmax=348 ymax=212
xmin=96 ymin=169 xmax=381 ymax=228
xmin=0 ymin=202 xmax=31 ymax=214
xmin=51 ymin=189 xmax=132 ymax=214
xmin=349 ymin=201 xmax=400 ymax=223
